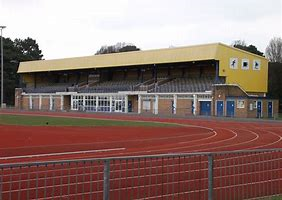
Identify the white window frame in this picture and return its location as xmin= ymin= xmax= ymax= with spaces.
xmin=237 ymin=100 xmax=245 ymax=109
xmin=142 ymin=100 xmax=151 ymax=111
xmin=229 ymin=58 xmax=238 ymax=69
xmin=241 ymin=59 xmax=249 ymax=70
xmin=253 ymin=59 xmax=261 ymax=71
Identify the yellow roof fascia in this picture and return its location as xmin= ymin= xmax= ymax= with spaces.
xmin=17 ymin=43 xmax=219 ymax=73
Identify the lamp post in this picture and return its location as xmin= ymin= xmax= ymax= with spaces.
xmin=0 ymin=25 xmax=6 ymax=108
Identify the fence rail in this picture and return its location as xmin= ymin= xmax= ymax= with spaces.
xmin=0 ymin=148 xmax=281 ymax=200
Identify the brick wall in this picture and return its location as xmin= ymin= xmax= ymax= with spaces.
xmin=129 ymin=95 xmax=138 ymax=113
xmin=273 ymin=100 xmax=279 ymax=118
xmin=41 ymin=96 xmax=50 ymax=110
xmin=234 ymin=99 xmax=248 ymax=118
xmin=54 ymin=97 xmax=61 ymax=111
xmin=22 ymin=96 xmax=29 ymax=110
xmin=64 ymin=96 xmax=71 ymax=111
xmin=158 ymin=99 xmax=173 ymax=115
xmin=33 ymin=96 xmax=40 ymax=110
xmin=177 ymin=99 xmax=193 ymax=116
xmin=14 ymin=88 xmax=23 ymax=109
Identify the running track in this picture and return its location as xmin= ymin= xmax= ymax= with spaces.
xmin=0 ymin=110 xmax=281 ymax=200
xmin=0 ymin=110 xmax=281 ymax=163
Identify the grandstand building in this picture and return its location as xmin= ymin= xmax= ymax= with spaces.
xmin=15 ymin=43 xmax=278 ymax=118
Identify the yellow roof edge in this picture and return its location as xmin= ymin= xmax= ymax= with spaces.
xmin=19 ymin=42 xmax=220 ymax=65
xmin=18 ymin=57 xmax=216 ymax=74
xmin=217 ymin=43 xmax=268 ymax=61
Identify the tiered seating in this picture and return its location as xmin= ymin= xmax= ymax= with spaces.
xmin=80 ymin=80 xmax=140 ymax=93
xmin=23 ymin=83 xmax=73 ymax=93
xmin=152 ymin=77 xmax=216 ymax=93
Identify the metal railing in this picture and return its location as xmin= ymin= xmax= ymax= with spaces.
xmin=0 ymin=149 xmax=281 ymax=200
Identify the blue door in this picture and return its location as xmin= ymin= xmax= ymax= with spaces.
xmin=226 ymin=101 xmax=235 ymax=117
xmin=257 ymin=101 xmax=262 ymax=118
xmin=216 ymin=101 xmax=224 ymax=117
xmin=268 ymin=101 xmax=273 ymax=118
xmin=200 ymin=101 xmax=211 ymax=116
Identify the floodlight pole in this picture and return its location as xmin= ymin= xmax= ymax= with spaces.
xmin=0 ymin=26 xmax=6 ymax=108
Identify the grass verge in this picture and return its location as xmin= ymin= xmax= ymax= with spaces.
xmin=0 ymin=114 xmax=175 ymax=127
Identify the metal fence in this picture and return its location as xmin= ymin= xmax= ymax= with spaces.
xmin=0 ymin=149 xmax=281 ymax=200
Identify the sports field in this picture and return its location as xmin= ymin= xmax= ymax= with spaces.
xmin=0 ymin=110 xmax=281 ymax=162
xmin=0 ymin=114 xmax=175 ymax=127
xmin=0 ymin=110 xmax=281 ymax=200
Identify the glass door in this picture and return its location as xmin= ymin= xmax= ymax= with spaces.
xmin=115 ymin=100 xmax=123 ymax=112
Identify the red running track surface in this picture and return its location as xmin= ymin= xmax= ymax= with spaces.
xmin=0 ymin=110 xmax=281 ymax=163
xmin=0 ymin=110 xmax=282 ymax=200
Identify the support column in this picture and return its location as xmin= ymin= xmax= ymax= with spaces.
xmin=49 ymin=95 xmax=52 ymax=111
xmin=193 ymin=94 xmax=197 ymax=116
xmin=208 ymin=154 xmax=214 ymax=200
xmin=96 ymin=96 xmax=99 ymax=112
xmin=82 ymin=95 xmax=86 ymax=111
xmin=39 ymin=95 xmax=42 ymax=110
xmin=109 ymin=96 xmax=113 ymax=112
xmin=173 ymin=94 xmax=177 ymax=114
xmin=60 ymin=95 xmax=64 ymax=111
xmin=125 ymin=95 xmax=128 ymax=113
xmin=71 ymin=95 xmax=73 ymax=110
xmin=155 ymin=95 xmax=159 ymax=115
xmin=29 ymin=95 xmax=32 ymax=110
xmin=138 ymin=95 xmax=141 ymax=114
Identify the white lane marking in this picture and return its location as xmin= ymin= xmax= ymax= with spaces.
xmin=246 ymin=129 xmax=282 ymax=149
xmin=0 ymin=147 xmax=126 ymax=160
xmin=178 ymin=130 xmax=217 ymax=144
xmin=191 ymin=128 xmax=259 ymax=152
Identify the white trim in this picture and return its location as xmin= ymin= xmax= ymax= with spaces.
xmin=173 ymin=94 xmax=177 ymax=114
xmin=39 ymin=95 xmax=42 ymax=110
xmin=49 ymin=95 xmax=53 ymax=111
xmin=154 ymin=95 xmax=159 ymax=115
xmin=82 ymin=96 xmax=86 ymax=111
xmin=71 ymin=95 xmax=74 ymax=110
xmin=29 ymin=95 xmax=32 ymax=110
xmin=95 ymin=96 xmax=99 ymax=111
xmin=60 ymin=95 xmax=64 ymax=111
xmin=109 ymin=96 xmax=113 ymax=112
xmin=124 ymin=95 xmax=128 ymax=113
xmin=193 ymin=94 xmax=197 ymax=116
xmin=138 ymin=95 xmax=141 ymax=114
xmin=22 ymin=91 xmax=212 ymax=96
xmin=198 ymin=99 xmax=212 ymax=101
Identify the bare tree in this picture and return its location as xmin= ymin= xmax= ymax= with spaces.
xmin=232 ymin=40 xmax=247 ymax=47
xmin=95 ymin=42 xmax=140 ymax=55
xmin=232 ymin=40 xmax=264 ymax=56
xmin=265 ymin=37 xmax=282 ymax=63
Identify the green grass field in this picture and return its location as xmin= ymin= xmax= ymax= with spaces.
xmin=0 ymin=114 xmax=175 ymax=127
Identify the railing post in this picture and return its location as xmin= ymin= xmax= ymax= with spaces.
xmin=103 ymin=160 xmax=110 ymax=200
xmin=208 ymin=154 xmax=214 ymax=200
xmin=0 ymin=175 xmax=2 ymax=200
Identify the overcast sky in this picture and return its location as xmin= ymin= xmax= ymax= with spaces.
xmin=1 ymin=0 xmax=281 ymax=59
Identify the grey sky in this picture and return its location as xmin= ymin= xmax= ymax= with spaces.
xmin=1 ymin=0 xmax=281 ymax=59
